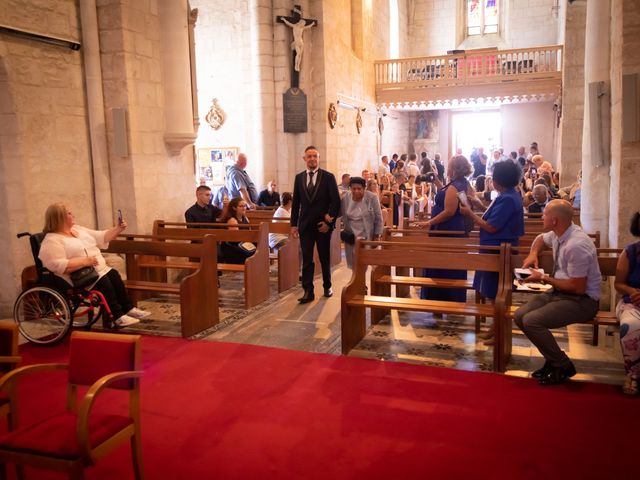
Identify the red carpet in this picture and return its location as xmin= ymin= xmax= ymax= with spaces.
xmin=7 ymin=336 xmax=636 ymax=479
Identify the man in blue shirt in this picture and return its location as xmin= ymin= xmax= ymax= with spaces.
xmin=516 ymin=200 xmax=602 ymax=385
xmin=226 ymin=153 xmax=258 ymax=209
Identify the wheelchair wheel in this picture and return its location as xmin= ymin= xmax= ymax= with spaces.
xmin=13 ymin=286 xmax=72 ymax=345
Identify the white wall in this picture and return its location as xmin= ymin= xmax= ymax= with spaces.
xmin=407 ymin=0 xmax=561 ymax=57
xmin=500 ymin=102 xmax=558 ymax=166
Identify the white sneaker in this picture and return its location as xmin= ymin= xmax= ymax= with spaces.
xmin=115 ymin=315 xmax=140 ymax=327
xmin=127 ymin=307 xmax=152 ymax=319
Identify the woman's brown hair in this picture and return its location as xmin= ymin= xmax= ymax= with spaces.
xmin=220 ymin=197 xmax=246 ymax=223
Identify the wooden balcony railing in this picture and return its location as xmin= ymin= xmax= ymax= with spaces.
xmin=375 ymin=45 xmax=563 ymax=90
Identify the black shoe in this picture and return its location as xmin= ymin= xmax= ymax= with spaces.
xmin=298 ymin=291 xmax=315 ymax=304
xmin=324 ymin=288 xmax=333 ymax=298
xmin=538 ymin=363 xmax=577 ymax=386
xmin=531 ymin=361 xmax=553 ymax=379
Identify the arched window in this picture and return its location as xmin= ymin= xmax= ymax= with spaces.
xmin=389 ymin=0 xmax=399 ymax=58
xmin=467 ymin=0 xmax=499 ymax=36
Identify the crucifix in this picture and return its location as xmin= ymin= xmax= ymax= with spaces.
xmin=276 ymin=5 xmax=318 ymax=89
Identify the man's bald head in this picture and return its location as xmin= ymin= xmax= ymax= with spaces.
xmin=545 ymin=199 xmax=574 ymax=223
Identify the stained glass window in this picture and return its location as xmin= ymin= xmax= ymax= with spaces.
xmin=466 ymin=0 xmax=499 ymax=36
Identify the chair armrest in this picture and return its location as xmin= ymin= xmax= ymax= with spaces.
xmin=0 ymin=363 xmax=68 ymax=391
xmin=0 ymin=355 xmax=22 ymax=365
xmin=77 ymin=370 xmax=144 ymax=463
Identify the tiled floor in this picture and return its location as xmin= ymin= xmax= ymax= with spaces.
xmin=6 ymin=261 xmax=627 ymax=387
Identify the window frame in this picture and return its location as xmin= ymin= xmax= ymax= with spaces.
xmin=465 ymin=0 xmax=501 ymax=38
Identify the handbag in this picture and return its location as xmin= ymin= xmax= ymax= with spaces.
xmin=70 ymin=248 xmax=99 ymax=288
xmin=70 ymin=266 xmax=98 ymax=289
xmin=238 ymin=242 xmax=257 ymax=254
xmin=340 ymin=231 xmax=356 ymax=245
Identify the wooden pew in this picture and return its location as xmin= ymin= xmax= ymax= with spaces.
xmin=103 ymin=234 xmax=219 ymax=338
xmin=506 ymin=248 xmax=621 ymax=347
xmin=341 ymin=240 xmax=512 ymax=372
xmin=154 ymin=220 xmax=298 ymax=294
xmin=375 ymin=230 xmax=499 ymax=327
xmin=245 ymin=209 xmax=279 ymax=222
xmin=264 ymin=220 xmax=300 ymax=293
xmin=146 ymin=221 xmax=270 ymax=309
xmin=247 ymin=212 xmax=342 ymax=268
xmin=402 ymin=225 xmax=601 ymax=248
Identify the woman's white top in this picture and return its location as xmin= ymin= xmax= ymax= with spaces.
xmin=39 ymin=225 xmax=111 ymax=286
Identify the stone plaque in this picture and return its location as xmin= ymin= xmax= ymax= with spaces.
xmin=283 ymin=88 xmax=308 ymax=133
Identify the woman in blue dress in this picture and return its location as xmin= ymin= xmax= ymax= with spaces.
xmin=460 ymin=161 xmax=525 ymax=343
xmin=420 ymin=155 xmax=476 ymax=303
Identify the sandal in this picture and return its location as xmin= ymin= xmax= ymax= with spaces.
xmin=622 ymin=375 xmax=638 ymax=395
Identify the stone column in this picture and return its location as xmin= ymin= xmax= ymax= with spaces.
xmin=158 ymin=0 xmax=197 ymax=155
xmin=248 ymin=0 xmax=277 ymax=190
xmin=580 ymin=0 xmax=611 ymax=242
xmin=79 ymin=0 xmax=114 ymax=228
xmin=557 ymin=0 xmax=586 ymax=186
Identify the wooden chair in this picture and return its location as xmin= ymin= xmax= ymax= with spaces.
xmin=0 ymin=331 xmax=143 ymax=480
xmin=0 ymin=322 xmax=21 ymax=431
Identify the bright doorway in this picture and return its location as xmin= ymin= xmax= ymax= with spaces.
xmin=451 ymin=110 xmax=501 ymax=159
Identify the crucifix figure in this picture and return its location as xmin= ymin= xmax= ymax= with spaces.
xmin=277 ymin=5 xmax=318 ymax=87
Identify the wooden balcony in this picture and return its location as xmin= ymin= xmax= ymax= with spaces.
xmin=375 ymin=45 xmax=563 ymax=106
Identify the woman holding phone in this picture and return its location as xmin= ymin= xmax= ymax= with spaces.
xmin=38 ymin=203 xmax=149 ymax=328
xmin=459 ymin=161 xmax=524 ymax=343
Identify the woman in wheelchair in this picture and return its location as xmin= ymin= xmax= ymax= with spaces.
xmin=38 ymin=203 xmax=150 ymax=328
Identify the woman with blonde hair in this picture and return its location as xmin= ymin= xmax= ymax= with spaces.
xmin=38 ymin=203 xmax=149 ymax=327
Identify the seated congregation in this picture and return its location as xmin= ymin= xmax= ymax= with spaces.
xmin=25 ymin=140 xmax=636 ymax=395
xmin=5 ymin=144 xmax=636 ymax=480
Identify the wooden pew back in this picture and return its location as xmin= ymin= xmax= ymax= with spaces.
xmin=152 ymin=221 xmax=270 ymax=308
xmin=104 ymin=234 xmax=219 ymax=337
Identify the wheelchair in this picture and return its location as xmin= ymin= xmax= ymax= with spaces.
xmin=12 ymin=232 xmax=114 ymax=345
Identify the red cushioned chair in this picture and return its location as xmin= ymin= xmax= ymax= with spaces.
xmin=0 ymin=322 xmax=21 ymax=431
xmin=0 ymin=331 xmax=143 ymax=480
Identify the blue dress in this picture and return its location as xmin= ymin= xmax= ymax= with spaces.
xmin=472 ymin=188 xmax=524 ymax=299
xmin=420 ymin=178 xmax=469 ymax=302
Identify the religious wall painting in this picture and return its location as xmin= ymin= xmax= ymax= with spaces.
xmin=196 ymin=147 xmax=237 ymax=187
xmin=205 ymin=98 xmax=225 ymax=130
xmin=415 ymin=111 xmax=440 ymax=141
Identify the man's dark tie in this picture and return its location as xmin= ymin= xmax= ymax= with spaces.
xmin=307 ymin=171 xmax=315 ymax=191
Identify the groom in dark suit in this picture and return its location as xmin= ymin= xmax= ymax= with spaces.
xmin=291 ymin=146 xmax=341 ymax=303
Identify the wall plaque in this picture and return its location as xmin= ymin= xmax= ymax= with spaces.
xmin=283 ymin=87 xmax=308 ymax=133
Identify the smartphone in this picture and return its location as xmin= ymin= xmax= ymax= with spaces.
xmin=456 ymin=191 xmax=469 ymax=207
xmin=117 ymin=209 xmax=123 ymax=225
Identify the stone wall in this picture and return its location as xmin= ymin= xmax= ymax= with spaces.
xmin=192 ymin=0 xmax=267 ymax=188
xmin=97 ymin=0 xmax=194 ymax=233
xmin=501 ymin=102 xmax=558 ymax=166
xmin=317 ymin=0 xmax=411 ymax=177
xmin=609 ymin=0 xmax=640 ymax=248
xmin=0 ymin=0 xmax=92 ymax=316
xmin=407 ymin=0 xmax=561 ymax=57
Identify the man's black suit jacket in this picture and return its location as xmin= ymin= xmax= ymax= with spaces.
xmin=291 ymin=169 xmax=341 ymax=232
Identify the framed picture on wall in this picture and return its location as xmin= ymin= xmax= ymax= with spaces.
xmin=196 ymin=147 xmax=238 ymax=186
